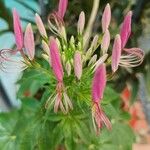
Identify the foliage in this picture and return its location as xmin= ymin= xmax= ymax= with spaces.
xmin=1 ymin=0 xmax=148 ymax=149
xmin=0 ymin=65 xmax=135 ymax=149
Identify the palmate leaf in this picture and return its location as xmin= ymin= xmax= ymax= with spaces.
xmin=0 ymin=111 xmax=19 ymax=150
xmin=0 ymin=85 xmax=135 ymax=149
xmin=19 ymin=118 xmax=52 ymax=150
xmin=17 ymin=99 xmax=52 ymax=150
xmin=0 ymin=98 xmax=54 ymax=150
xmin=110 ymin=122 xmax=135 ymax=150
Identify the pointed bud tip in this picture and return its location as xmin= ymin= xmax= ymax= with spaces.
xmin=106 ymin=3 xmax=110 ymax=8
xmin=116 ymin=34 xmax=121 ymax=39
xmin=27 ymin=23 xmax=31 ymax=28
xmin=35 ymin=13 xmax=39 ymax=16
xmin=102 ymin=3 xmax=111 ymax=33
xmin=128 ymin=11 xmax=133 ymax=16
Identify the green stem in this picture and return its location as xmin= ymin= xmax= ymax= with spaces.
xmin=83 ymin=0 xmax=100 ymax=51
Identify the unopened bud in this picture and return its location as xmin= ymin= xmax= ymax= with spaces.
xmin=65 ymin=61 xmax=71 ymax=76
xmin=74 ymin=51 xmax=82 ymax=80
xmin=77 ymin=11 xmax=85 ymax=34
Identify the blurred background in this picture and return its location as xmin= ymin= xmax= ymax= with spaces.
xmin=0 ymin=0 xmax=150 ymax=149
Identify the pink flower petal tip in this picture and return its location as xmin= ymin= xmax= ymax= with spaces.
xmin=92 ymin=63 xmax=106 ymax=103
xmin=102 ymin=3 xmax=111 ymax=33
xmin=77 ymin=11 xmax=85 ymax=34
xmin=35 ymin=13 xmax=47 ymax=38
xmin=24 ymin=23 xmax=35 ymax=60
xmin=13 ymin=8 xmax=23 ymax=50
xmin=111 ymin=34 xmax=121 ymax=72
xmin=58 ymin=0 xmax=68 ymax=19
xmin=49 ymin=37 xmax=64 ymax=82
xmin=120 ymin=11 xmax=132 ymax=49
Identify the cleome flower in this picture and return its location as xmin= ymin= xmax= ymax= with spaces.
xmin=91 ymin=63 xmax=112 ymax=134
xmin=46 ymin=37 xmax=73 ymax=114
xmin=48 ymin=0 xmax=68 ymax=40
xmin=0 ymin=0 xmax=145 ymax=133
xmin=0 ymin=9 xmax=35 ymax=71
xmin=111 ymin=11 xmax=144 ymax=72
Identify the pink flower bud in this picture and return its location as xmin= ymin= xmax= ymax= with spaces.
xmin=101 ymin=29 xmax=110 ymax=54
xmin=24 ymin=23 xmax=35 ymax=60
xmin=13 ymin=9 xmax=23 ymax=50
xmin=74 ymin=51 xmax=82 ymax=80
xmin=65 ymin=61 xmax=71 ymax=76
xmin=102 ymin=3 xmax=111 ymax=33
xmin=120 ymin=11 xmax=132 ymax=49
xmin=120 ymin=47 xmax=144 ymax=67
xmin=77 ymin=11 xmax=85 ymax=34
xmin=49 ymin=37 xmax=64 ymax=82
xmin=111 ymin=34 xmax=121 ymax=72
xmin=92 ymin=63 xmax=106 ymax=103
xmin=35 ymin=13 xmax=47 ymax=38
xmin=58 ymin=0 xmax=68 ymax=19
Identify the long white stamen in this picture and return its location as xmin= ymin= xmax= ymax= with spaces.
xmin=92 ymin=54 xmax=108 ymax=72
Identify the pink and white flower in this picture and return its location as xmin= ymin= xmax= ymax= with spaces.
xmin=91 ymin=63 xmax=112 ymax=133
xmin=48 ymin=37 xmax=73 ymax=113
xmin=111 ymin=11 xmax=144 ymax=72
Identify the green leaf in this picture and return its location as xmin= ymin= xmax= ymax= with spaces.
xmin=110 ymin=122 xmax=135 ymax=149
xmin=103 ymin=86 xmax=120 ymax=104
xmin=0 ymin=111 xmax=19 ymax=150
xmin=17 ymin=68 xmax=51 ymax=99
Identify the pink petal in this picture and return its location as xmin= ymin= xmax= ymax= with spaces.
xmin=24 ymin=23 xmax=35 ymax=60
xmin=74 ymin=51 xmax=82 ymax=80
xmin=102 ymin=3 xmax=111 ymax=33
xmin=101 ymin=29 xmax=110 ymax=54
xmin=92 ymin=63 xmax=106 ymax=103
xmin=49 ymin=37 xmax=64 ymax=82
xmin=35 ymin=13 xmax=47 ymax=38
xmin=13 ymin=9 xmax=23 ymax=50
xmin=58 ymin=0 xmax=68 ymax=19
xmin=77 ymin=11 xmax=85 ymax=34
xmin=111 ymin=34 xmax=121 ymax=72
xmin=92 ymin=103 xmax=112 ymax=133
xmin=120 ymin=11 xmax=132 ymax=49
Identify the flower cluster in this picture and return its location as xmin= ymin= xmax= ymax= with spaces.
xmin=0 ymin=0 xmax=144 ymax=133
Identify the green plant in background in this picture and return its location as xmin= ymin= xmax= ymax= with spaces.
xmin=0 ymin=0 xmax=145 ymax=149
